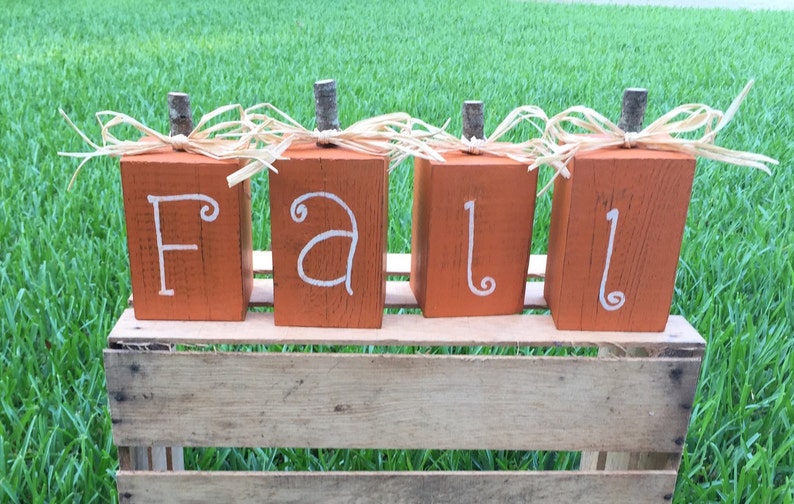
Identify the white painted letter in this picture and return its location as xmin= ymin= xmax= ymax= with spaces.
xmin=464 ymin=200 xmax=496 ymax=297
xmin=291 ymin=192 xmax=358 ymax=296
xmin=147 ymin=194 xmax=220 ymax=296
xmin=599 ymin=208 xmax=626 ymax=311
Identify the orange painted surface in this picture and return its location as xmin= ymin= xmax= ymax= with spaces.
xmin=121 ymin=148 xmax=253 ymax=321
xmin=269 ymin=144 xmax=388 ymax=328
xmin=544 ymin=147 xmax=696 ymax=331
xmin=411 ymin=151 xmax=538 ymax=317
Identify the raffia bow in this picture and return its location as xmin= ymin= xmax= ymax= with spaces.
xmin=421 ymin=105 xmax=570 ymax=179
xmin=531 ymin=81 xmax=779 ymax=188
xmin=225 ymin=104 xmax=447 ymax=187
xmin=59 ymin=104 xmax=291 ymax=189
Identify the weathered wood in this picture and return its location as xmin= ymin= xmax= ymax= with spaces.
xmin=116 ymin=470 xmax=678 ymax=504
xmin=108 ymin=307 xmax=705 ymax=350
xmin=579 ymin=450 xmax=607 ymax=471
xmin=406 ymin=280 xmax=545 ymax=310
xmin=105 ymin=350 xmax=698 ymax=452
xmin=117 ymin=446 xmax=133 ymax=471
xmin=617 ymin=88 xmax=648 ymax=133
xmin=544 ymin=147 xmax=696 ymax=331
xmin=134 ymin=447 xmax=149 ymax=470
xmin=167 ymin=92 xmax=193 ymax=137
xmin=314 ymin=79 xmax=340 ymax=133
xmin=168 ymin=446 xmax=184 ymax=471
xmin=150 ymin=446 xmax=167 ymax=471
xmin=246 ymin=253 xmax=548 ymax=308
xmin=254 ymin=251 xmax=547 ymax=278
xmin=411 ymin=153 xmax=539 ymax=317
xmin=268 ymin=144 xmax=388 ymax=328
xmin=119 ymin=445 xmax=184 ymax=471
xmin=580 ymin=345 xmax=697 ymax=473
xmin=600 ymin=452 xmax=677 ymax=471
xmin=462 ymin=100 xmax=485 ymax=141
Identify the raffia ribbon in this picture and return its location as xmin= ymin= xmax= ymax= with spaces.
xmin=420 ymin=105 xmax=570 ymax=179
xmin=530 ymin=81 xmax=779 ymax=189
xmin=58 ymin=104 xmax=291 ymax=189
xmin=226 ymin=104 xmax=447 ymax=187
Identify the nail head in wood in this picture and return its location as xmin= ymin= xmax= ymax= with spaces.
xmin=617 ymin=88 xmax=648 ymax=133
xmin=167 ymin=92 xmax=193 ymax=137
xmin=314 ymin=79 xmax=341 ymax=133
xmin=462 ymin=100 xmax=485 ymax=141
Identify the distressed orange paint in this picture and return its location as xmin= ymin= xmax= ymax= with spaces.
xmin=411 ymin=151 xmax=539 ymax=317
xmin=544 ymin=147 xmax=696 ymax=331
xmin=121 ymin=147 xmax=253 ymax=321
xmin=269 ymin=144 xmax=388 ymax=328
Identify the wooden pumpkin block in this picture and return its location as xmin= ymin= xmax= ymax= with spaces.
xmin=544 ymin=147 xmax=696 ymax=331
xmin=120 ymin=148 xmax=253 ymax=321
xmin=411 ymin=151 xmax=539 ymax=317
xmin=269 ymin=144 xmax=388 ymax=328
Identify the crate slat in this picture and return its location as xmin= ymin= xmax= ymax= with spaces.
xmin=252 ymin=251 xmax=547 ymax=279
xmin=105 ymin=350 xmax=698 ymax=452
xmin=108 ymin=308 xmax=705 ymax=349
xmin=249 ymin=278 xmax=547 ymax=309
xmin=116 ymin=470 xmax=678 ymax=504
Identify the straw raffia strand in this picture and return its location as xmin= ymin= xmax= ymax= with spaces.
xmin=422 ymin=105 xmax=570 ymax=180
xmin=58 ymin=104 xmax=290 ymax=189
xmin=225 ymin=104 xmax=448 ymax=186
xmin=531 ymin=80 xmax=779 ymax=192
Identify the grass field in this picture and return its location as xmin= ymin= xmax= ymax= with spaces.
xmin=1 ymin=0 xmax=793 ymax=502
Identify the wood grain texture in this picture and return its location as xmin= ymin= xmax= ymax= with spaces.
xmin=269 ymin=144 xmax=388 ymax=328
xmin=248 ymin=251 xmax=546 ymax=308
xmin=313 ymin=79 xmax=340 ymax=133
xmin=545 ymin=147 xmax=696 ymax=331
xmin=462 ymin=100 xmax=485 ymax=140
xmin=254 ymin=251 xmax=548 ymax=278
xmin=579 ymin=346 xmax=698 ymax=473
xmin=116 ymin=470 xmax=679 ymax=504
xmin=105 ymin=350 xmax=699 ymax=452
xmin=247 ymin=278 xmax=546 ymax=309
xmin=167 ymin=92 xmax=193 ymax=137
xmin=120 ymin=148 xmax=252 ymax=321
xmin=107 ymin=308 xmax=704 ymax=349
xmin=617 ymin=88 xmax=648 ymax=133
xmin=411 ymin=153 xmax=538 ymax=317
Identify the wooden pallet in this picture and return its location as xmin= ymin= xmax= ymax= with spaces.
xmin=105 ymin=252 xmax=704 ymax=504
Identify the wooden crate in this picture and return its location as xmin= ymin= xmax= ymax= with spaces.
xmin=105 ymin=252 xmax=704 ymax=504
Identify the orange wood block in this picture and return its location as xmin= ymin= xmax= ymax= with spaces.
xmin=120 ymin=148 xmax=253 ymax=321
xmin=268 ymin=144 xmax=388 ymax=328
xmin=411 ymin=152 xmax=539 ymax=317
xmin=544 ymin=147 xmax=696 ymax=331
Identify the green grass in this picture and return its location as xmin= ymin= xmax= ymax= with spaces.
xmin=1 ymin=0 xmax=793 ymax=502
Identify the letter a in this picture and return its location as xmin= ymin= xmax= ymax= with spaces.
xmin=291 ymin=192 xmax=358 ymax=296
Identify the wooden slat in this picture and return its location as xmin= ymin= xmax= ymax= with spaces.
xmin=252 ymin=250 xmax=273 ymax=274
xmin=133 ymin=252 xmax=546 ymax=308
xmin=108 ymin=308 xmax=705 ymax=350
xmin=105 ymin=350 xmax=698 ymax=452
xmin=253 ymin=251 xmax=547 ymax=279
xmin=580 ymin=346 xmax=695 ymax=473
xmin=116 ymin=470 xmax=678 ymax=504
xmin=249 ymin=278 xmax=547 ymax=309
